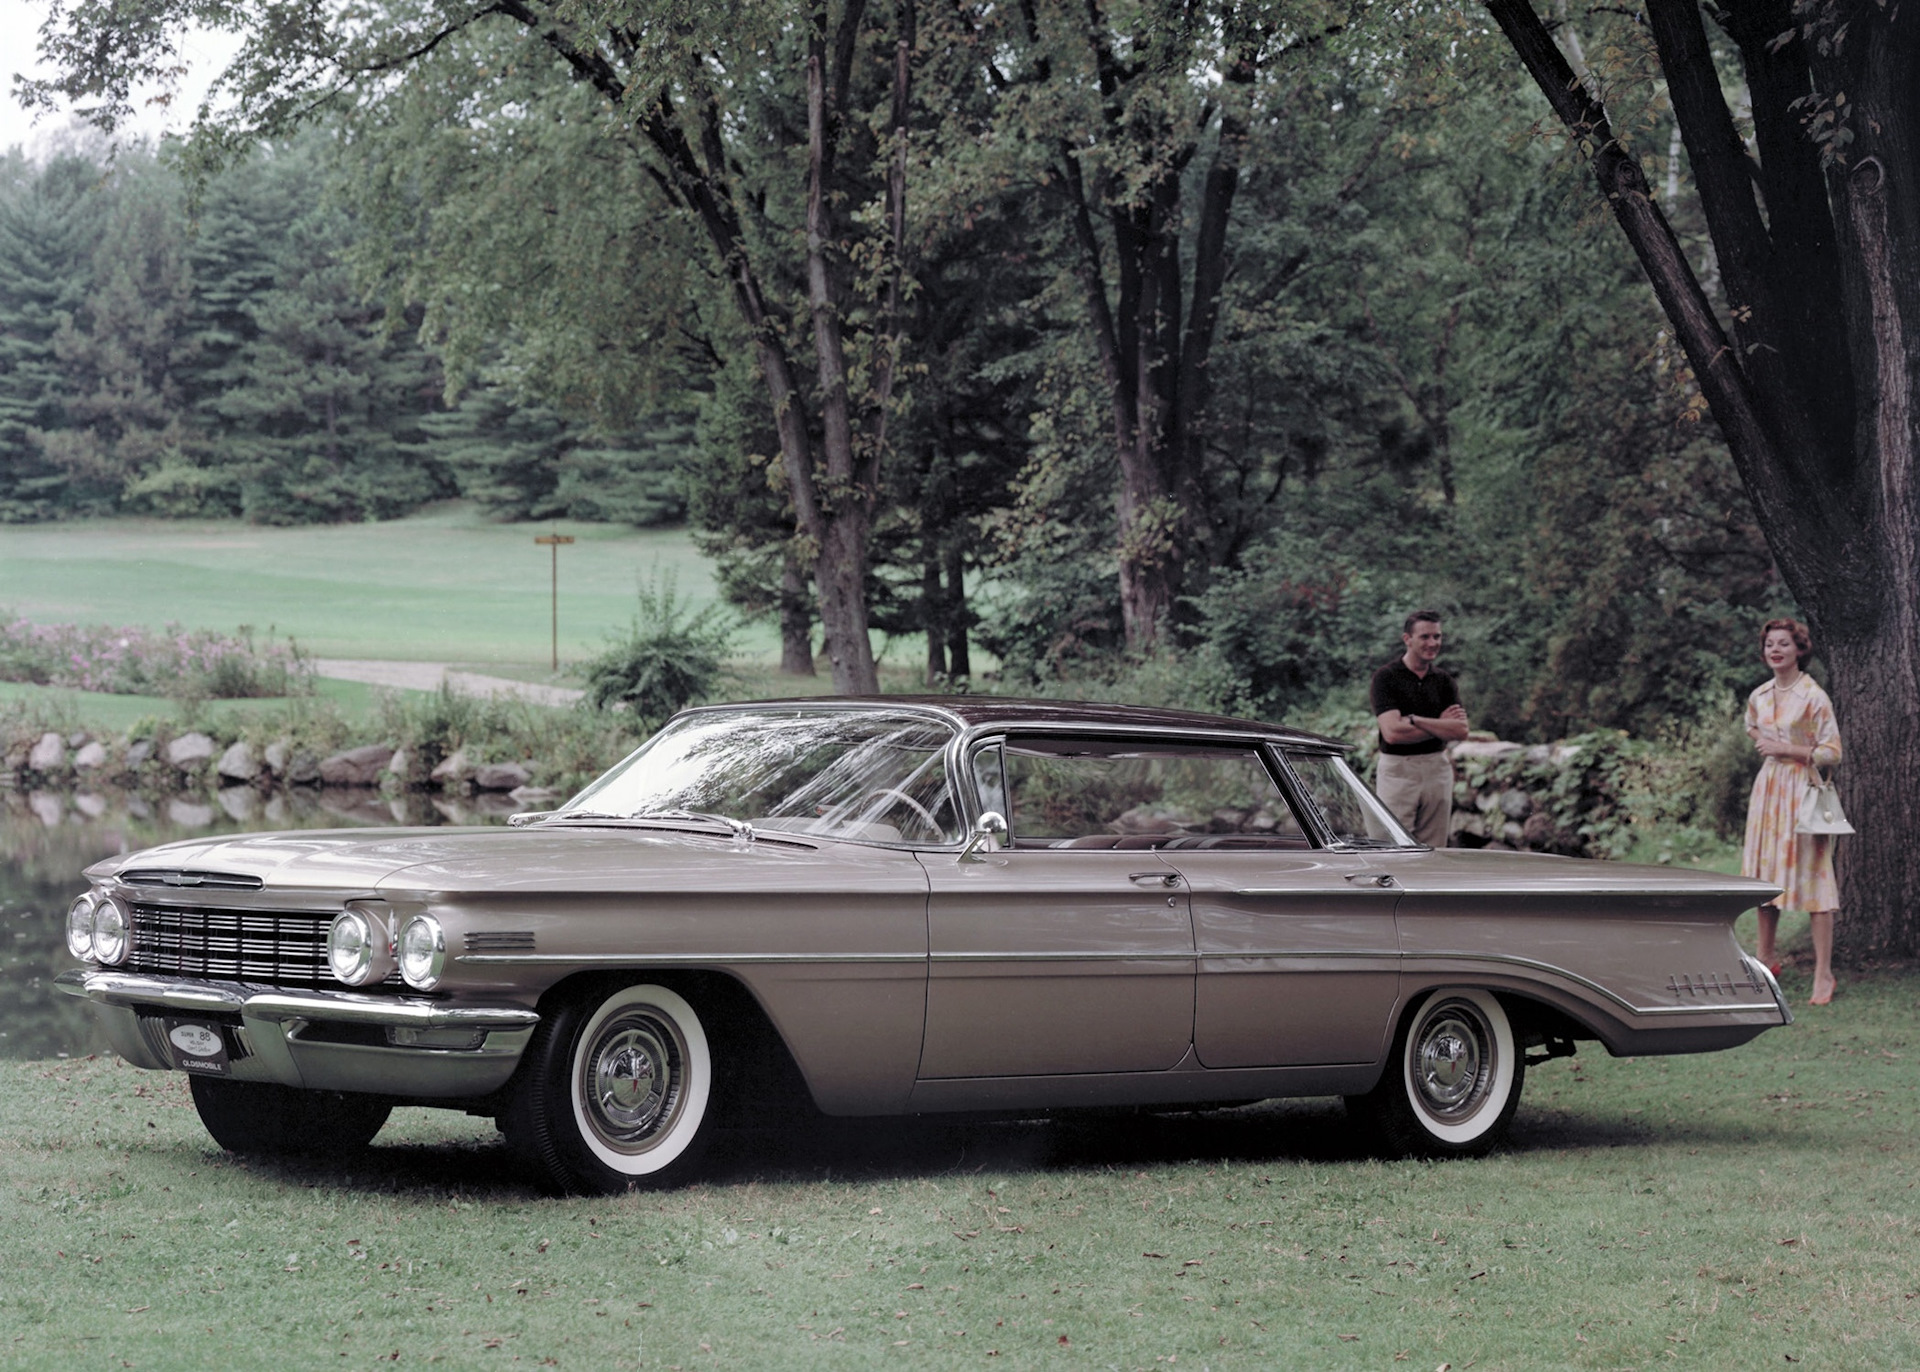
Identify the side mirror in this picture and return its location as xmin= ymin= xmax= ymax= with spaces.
xmin=958 ymin=810 xmax=1008 ymax=863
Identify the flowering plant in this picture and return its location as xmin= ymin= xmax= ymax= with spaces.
xmin=0 ymin=616 xmax=313 ymax=700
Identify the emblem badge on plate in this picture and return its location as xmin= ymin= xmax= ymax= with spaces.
xmin=165 ymin=1020 xmax=231 ymax=1075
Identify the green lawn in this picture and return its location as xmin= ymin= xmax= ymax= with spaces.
xmin=2 ymin=965 xmax=1914 ymax=1371
xmin=0 ymin=504 xmax=758 ymax=665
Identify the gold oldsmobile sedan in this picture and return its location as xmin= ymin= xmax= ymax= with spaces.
xmin=57 ymin=699 xmax=1790 ymax=1194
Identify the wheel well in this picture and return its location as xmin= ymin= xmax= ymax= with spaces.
xmin=529 ymin=969 xmax=818 ymax=1125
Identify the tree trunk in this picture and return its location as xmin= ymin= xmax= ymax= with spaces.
xmin=779 ymin=547 xmax=816 ymax=676
xmin=1486 ymin=0 xmax=1920 ymax=956
xmin=944 ymin=537 xmax=971 ymax=680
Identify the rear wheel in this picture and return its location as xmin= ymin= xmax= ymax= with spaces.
xmin=1347 ymin=988 xmax=1523 ymax=1157
xmin=189 ymin=1076 xmax=391 ymax=1155
xmin=503 ymin=982 xmax=714 ymax=1194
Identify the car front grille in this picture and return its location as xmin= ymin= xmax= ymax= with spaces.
xmin=126 ymin=900 xmax=340 ymax=987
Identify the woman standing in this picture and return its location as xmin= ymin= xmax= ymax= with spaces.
xmin=1743 ymin=618 xmax=1844 ymax=1005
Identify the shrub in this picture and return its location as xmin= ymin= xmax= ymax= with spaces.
xmin=577 ymin=575 xmax=735 ymax=726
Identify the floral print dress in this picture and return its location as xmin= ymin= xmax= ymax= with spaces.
xmin=1742 ymin=675 xmax=1842 ymax=912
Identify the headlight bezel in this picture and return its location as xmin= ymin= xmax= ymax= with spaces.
xmin=328 ymin=904 xmax=397 ymax=987
xmin=90 ymin=893 xmax=131 ymax=966
xmin=66 ymin=894 xmax=97 ymax=961
xmin=397 ymin=914 xmax=446 ymax=990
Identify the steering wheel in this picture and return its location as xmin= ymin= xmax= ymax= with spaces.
xmin=859 ymin=787 xmax=943 ymax=837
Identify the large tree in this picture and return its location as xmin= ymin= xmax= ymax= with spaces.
xmin=1485 ymin=0 xmax=1919 ymax=955
xmin=24 ymin=0 xmax=916 ymax=691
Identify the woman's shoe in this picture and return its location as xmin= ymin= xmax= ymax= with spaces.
xmin=1768 ymin=960 xmax=1783 ymax=977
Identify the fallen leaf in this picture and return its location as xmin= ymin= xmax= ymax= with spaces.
xmin=1058 ymin=1336 xmax=1070 ymax=1347
xmin=1143 ymin=1252 xmax=1168 ymax=1259
xmin=537 ymin=1239 xmax=551 ymax=1253
xmin=1339 ymin=1333 xmax=1359 ymax=1341
xmin=870 ymin=1208 xmax=883 ymax=1216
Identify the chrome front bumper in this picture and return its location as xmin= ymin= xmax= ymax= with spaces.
xmin=56 ymin=969 xmax=540 ymax=1098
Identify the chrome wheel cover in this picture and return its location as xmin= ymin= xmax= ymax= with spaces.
xmin=1410 ymin=999 xmax=1495 ymax=1122
xmin=579 ymin=1009 xmax=687 ymax=1154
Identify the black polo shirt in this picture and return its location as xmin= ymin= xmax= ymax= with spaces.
xmin=1370 ymin=659 xmax=1459 ymax=756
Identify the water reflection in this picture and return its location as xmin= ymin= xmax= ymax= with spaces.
xmin=0 ymin=786 xmax=517 ymax=1061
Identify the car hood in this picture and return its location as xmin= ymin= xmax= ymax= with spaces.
xmin=85 ymin=823 xmax=917 ymax=896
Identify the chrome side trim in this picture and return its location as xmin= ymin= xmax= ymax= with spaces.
xmin=455 ymin=951 xmax=927 ymax=966
xmin=1405 ymin=951 xmax=1784 ymax=1018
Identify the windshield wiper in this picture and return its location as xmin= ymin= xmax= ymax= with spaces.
xmin=631 ymin=810 xmax=757 ymax=844
xmin=510 ymin=808 xmax=628 ymax=828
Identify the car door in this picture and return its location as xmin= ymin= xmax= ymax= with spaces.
xmin=1145 ymin=746 xmax=1405 ymax=1068
xmin=916 ymin=735 xmax=1196 ymax=1078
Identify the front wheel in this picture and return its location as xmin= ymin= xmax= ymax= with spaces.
xmin=1346 ymin=988 xmax=1523 ymax=1157
xmin=502 ymin=982 xmax=714 ymax=1194
xmin=189 ymin=1076 xmax=392 ymax=1155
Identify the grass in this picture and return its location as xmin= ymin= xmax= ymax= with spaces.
xmin=0 ymin=504 xmax=955 ymax=679
xmin=2 ymin=965 xmax=1915 ymax=1371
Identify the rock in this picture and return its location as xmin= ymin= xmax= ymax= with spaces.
xmin=29 ymin=791 xmax=63 ymax=827
xmin=1523 ymin=744 xmax=1554 ymax=765
xmin=1474 ymin=790 xmax=1501 ymax=814
xmin=217 ymin=786 xmax=261 ymax=822
xmin=430 ymin=748 xmax=472 ymax=786
xmin=28 ymin=732 xmax=67 ymax=772
xmin=1450 ymin=739 xmax=1523 ymax=762
xmin=73 ymin=792 xmax=108 ymax=819
xmin=1501 ymin=820 xmax=1526 ymax=847
xmin=66 ymin=731 xmax=90 ymax=748
xmin=509 ymin=785 xmax=559 ymax=804
xmin=1551 ymin=743 xmax=1584 ymax=764
xmin=1450 ymin=810 xmax=1487 ymax=839
xmin=166 ymin=732 xmax=217 ymax=770
xmin=286 ymin=750 xmax=321 ymax=785
xmin=384 ymin=748 xmax=411 ymax=790
xmin=73 ymin=741 xmax=109 ymax=770
xmin=473 ymin=761 xmax=531 ymax=792
xmin=167 ymin=798 xmax=216 ymax=827
xmin=319 ymin=743 xmax=395 ymax=787
xmin=124 ymin=740 xmax=154 ymax=767
xmin=1498 ymin=789 xmax=1534 ymax=820
xmin=217 ymin=740 xmax=262 ymax=783
xmin=263 ymin=740 xmax=291 ymax=776
xmin=1521 ymin=812 xmax=1558 ymax=849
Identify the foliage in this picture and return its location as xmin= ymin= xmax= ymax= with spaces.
xmin=0 ymin=613 xmax=311 ymax=700
xmin=578 ymin=576 xmax=737 ymax=726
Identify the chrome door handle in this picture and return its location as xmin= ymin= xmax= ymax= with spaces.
xmin=1344 ymin=872 xmax=1395 ymax=888
xmin=1129 ymin=872 xmax=1181 ymax=888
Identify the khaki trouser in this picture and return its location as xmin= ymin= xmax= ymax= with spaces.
xmin=1375 ymin=751 xmax=1453 ymax=848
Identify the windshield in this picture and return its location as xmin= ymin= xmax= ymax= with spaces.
xmin=561 ymin=708 xmax=964 ymax=844
xmin=1283 ymin=750 xmax=1418 ymax=848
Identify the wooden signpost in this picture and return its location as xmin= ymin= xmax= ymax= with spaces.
xmin=534 ymin=534 xmax=575 ymax=671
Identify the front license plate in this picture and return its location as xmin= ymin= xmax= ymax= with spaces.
xmin=164 ymin=1020 xmax=231 ymax=1075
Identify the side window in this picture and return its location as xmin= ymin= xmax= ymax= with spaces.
xmin=971 ymin=743 xmax=1007 ymax=820
xmin=1283 ymin=750 xmax=1414 ymax=847
xmin=1000 ymin=738 xmax=1308 ymax=849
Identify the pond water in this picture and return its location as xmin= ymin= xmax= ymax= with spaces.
xmin=0 ymin=785 xmax=515 ymax=1061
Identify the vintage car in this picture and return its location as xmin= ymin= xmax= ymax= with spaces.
xmin=58 ymin=698 xmax=1790 ymax=1193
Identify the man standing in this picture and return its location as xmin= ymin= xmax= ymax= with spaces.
xmin=1370 ymin=610 xmax=1469 ymax=847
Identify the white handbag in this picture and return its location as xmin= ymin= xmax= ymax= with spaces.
xmin=1795 ymin=767 xmax=1853 ymax=836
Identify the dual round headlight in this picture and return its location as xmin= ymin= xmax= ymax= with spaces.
xmin=397 ymin=915 xmax=446 ymax=990
xmin=327 ymin=906 xmax=395 ymax=986
xmin=327 ymin=907 xmax=444 ymax=990
xmin=66 ymin=893 xmax=130 ymax=966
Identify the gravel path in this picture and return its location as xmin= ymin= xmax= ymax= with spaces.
xmin=312 ymin=659 xmax=584 ymax=708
